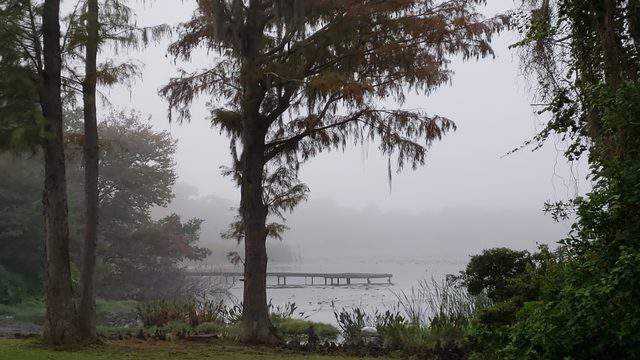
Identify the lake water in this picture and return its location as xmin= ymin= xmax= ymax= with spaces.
xmin=219 ymin=256 xmax=467 ymax=324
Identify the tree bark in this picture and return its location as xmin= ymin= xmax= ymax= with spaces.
xmin=78 ymin=0 xmax=99 ymax=340
xmin=41 ymin=0 xmax=79 ymax=345
xmin=238 ymin=110 xmax=279 ymax=344
xmin=594 ymin=0 xmax=625 ymax=87
xmin=237 ymin=0 xmax=277 ymax=344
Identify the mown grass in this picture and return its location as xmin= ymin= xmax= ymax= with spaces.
xmin=0 ymin=339 xmax=375 ymax=360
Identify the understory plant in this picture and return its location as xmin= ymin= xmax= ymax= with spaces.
xmin=333 ymin=276 xmax=486 ymax=354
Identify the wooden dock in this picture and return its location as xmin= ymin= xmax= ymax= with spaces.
xmin=187 ymin=270 xmax=393 ymax=286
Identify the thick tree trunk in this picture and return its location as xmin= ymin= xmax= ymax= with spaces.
xmin=238 ymin=123 xmax=278 ymax=344
xmin=238 ymin=0 xmax=277 ymax=344
xmin=78 ymin=0 xmax=99 ymax=340
xmin=41 ymin=0 xmax=79 ymax=345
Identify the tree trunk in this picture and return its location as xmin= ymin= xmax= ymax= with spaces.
xmin=238 ymin=122 xmax=279 ymax=344
xmin=41 ymin=0 xmax=78 ymax=345
xmin=78 ymin=0 xmax=99 ymax=340
xmin=237 ymin=0 xmax=277 ymax=344
xmin=594 ymin=0 xmax=625 ymax=87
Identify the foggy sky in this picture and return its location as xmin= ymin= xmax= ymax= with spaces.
xmin=107 ymin=1 xmax=585 ymax=258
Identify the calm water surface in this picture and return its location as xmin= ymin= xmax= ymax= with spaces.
xmin=219 ymin=256 xmax=466 ymax=324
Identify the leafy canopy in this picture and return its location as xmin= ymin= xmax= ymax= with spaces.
xmin=162 ymin=0 xmax=508 ymax=237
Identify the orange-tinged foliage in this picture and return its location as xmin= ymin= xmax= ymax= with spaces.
xmin=161 ymin=0 xmax=507 ymax=249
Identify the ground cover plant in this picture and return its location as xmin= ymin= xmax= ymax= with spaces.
xmin=0 ymin=338 xmax=375 ymax=360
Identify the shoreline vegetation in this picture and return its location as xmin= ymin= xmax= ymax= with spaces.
xmin=2 ymin=0 xmax=639 ymax=356
xmin=1 ymin=277 xmax=483 ymax=359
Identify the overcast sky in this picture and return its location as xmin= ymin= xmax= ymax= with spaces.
xmin=103 ymin=0 xmax=588 ymax=218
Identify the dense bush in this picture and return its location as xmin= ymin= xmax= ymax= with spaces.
xmin=460 ymin=245 xmax=562 ymax=359
xmin=461 ymin=248 xmax=532 ymax=303
xmin=272 ymin=316 xmax=339 ymax=342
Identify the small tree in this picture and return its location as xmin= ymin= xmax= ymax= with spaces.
xmin=162 ymin=0 xmax=507 ymax=343
xmin=462 ymin=247 xmax=532 ymax=303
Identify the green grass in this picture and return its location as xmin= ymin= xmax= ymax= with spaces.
xmin=0 ymin=299 xmax=138 ymax=325
xmin=0 ymin=339 xmax=376 ymax=360
xmin=0 ymin=299 xmax=45 ymax=324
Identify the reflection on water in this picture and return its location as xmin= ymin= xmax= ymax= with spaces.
xmin=217 ymin=256 xmax=466 ymax=324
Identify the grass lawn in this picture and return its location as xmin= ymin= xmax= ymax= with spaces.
xmin=0 ymin=339 xmax=378 ymax=360
xmin=0 ymin=299 xmax=138 ymax=325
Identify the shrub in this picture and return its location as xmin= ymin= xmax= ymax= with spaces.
xmin=136 ymin=298 xmax=225 ymax=327
xmin=461 ymin=248 xmax=532 ymax=303
xmin=137 ymin=300 xmax=186 ymax=327
xmin=465 ymin=302 xmax=519 ymax=360
xmin=184 ymin=298 xmax=224 ymax=327
xmin=195 ymin=321 xmax=224 ymax=335
xmin=271 ymin=316 xmax=339 ymax=341
xmin=334 ymin=307 xmax=367 ymax=344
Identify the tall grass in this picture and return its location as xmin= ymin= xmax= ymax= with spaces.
xmin=136 ymin=298 xmax=226 ymax=327
xmin=332 ymin=275 xmax=490 ymax=353
xmin=393 ymin=276 xmax=490 ymax=328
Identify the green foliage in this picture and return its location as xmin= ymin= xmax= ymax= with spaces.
xmin=0 ymin=338 xmax=374 ymax=360
xmin=137 ymin=298 xmax=225 ymax=328
xmin=195 ymin=321 xmax=225 ymax=335
xmin=504 ymin=84 xmax=640 ymax=360
xmin=465 ymin=301 xmax=520 ymax=360
xmin=332 ymin=276 xmax=486 ymax=355
xmin=393 ymin=277 xmax=490 ymax=329
xmin=333 ymin=307 xmax=366 ymax=345
xmin=466 ymin=1 xmax=640 ymax=358
xmin=460 ymin=245 xmax=563 ymax=359
xmin=0 ymin=298 xmax=138 ymax=326
xmin=161 ymin=0 xmax=508 ymax=256
xmin=0 ymin=267 xmax=28 ymax=305
xmin=0 ymin=300 xmax=45 ymax=325
xmin=462 ymin=248 xmax=533 ymax=303
xmin=0 ymin=154 xmax=43 ymax=300
xmin=95 ymin=325 xmax=145 ymax=339
xmin=0 ymin=0 xmax=46 ymax=152
xmin=271 ymin=316 xmax=339 ymax=342
xmin=1 ymin=110 xmax=208 ymax=301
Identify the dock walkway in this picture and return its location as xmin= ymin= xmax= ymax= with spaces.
xmin=187 ymin=270 xmax=393 ymax=286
